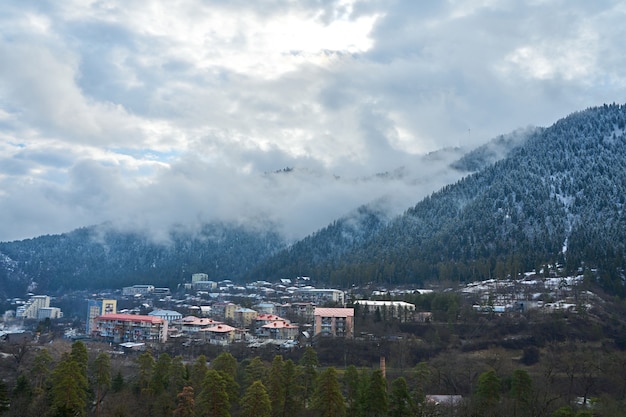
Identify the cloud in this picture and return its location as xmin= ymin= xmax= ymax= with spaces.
xmin=1 ymin=0 xmax=626 ymax=242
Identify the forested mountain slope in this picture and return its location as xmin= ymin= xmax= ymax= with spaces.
xmin=0 ymin=223 xmax=285 ymax=296
xmin=252 ymin=104 xmax=626 ymax=295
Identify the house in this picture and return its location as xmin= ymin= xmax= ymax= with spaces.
xmin=177 ymin=316 xmax=223 ymax=333
xmin=202 ymin=324 xmax=237 ymax=345
xmin=93 ymin=313 xmax=168 ymax=343
xmin=122 ymin=285 xmax=155 ymax=296
xmin=259 ymin=320 xmax=299 ymax=340
xmin=313 ymin=307 xmax=354 ymax=338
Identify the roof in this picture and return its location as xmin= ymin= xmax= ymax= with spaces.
xmin=180 ymin=316 xmax=222 ymax=325
xmin=314 ymin=307 xmax=354 ymax=318
xmin=354 ymin=300 xmax=416 ymax=308
xmin=149 ymin=309 xmax=182 ymax=317
xmin=256 ymin=314 xmax=286 ymax=322
xmin=262 ymin=321 xmax=298 ymax=329
xmin=97 ymin=313 xmax=164 ymax=324
xmin=203 ymin=324 xmax=237 ymax=333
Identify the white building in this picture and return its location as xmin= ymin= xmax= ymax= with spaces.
xmin=16 ymin=295 xmax=51 ymax=319
xmin=294 ymin=288 xmax=345 ymax=306
xmin=148 ymin=309 xmax=183 ymax=323
xmin=354 ymin=300 xmax=416 ymax=321
xmin=122 ymin=285 xmax=155 ymax=296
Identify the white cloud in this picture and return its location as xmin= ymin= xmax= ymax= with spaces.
xmin=1 ymin=0 xmax=626 ymax=241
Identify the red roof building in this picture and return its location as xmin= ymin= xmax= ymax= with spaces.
xmin=93 ymin=313 xmax=168 ymax=343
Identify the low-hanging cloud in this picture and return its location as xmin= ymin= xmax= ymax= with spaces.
xmin=1 ymin=1 xmax=626 ymax=242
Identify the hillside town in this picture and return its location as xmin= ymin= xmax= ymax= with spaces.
xmin=1 ymin=267 xmax=596 ymax=351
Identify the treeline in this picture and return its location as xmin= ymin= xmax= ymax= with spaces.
xmin=3 ymin=338 xmax=626 ymax=416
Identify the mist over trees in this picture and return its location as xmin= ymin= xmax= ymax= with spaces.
xmin=3 ymin=104 xmax=626 ymax=297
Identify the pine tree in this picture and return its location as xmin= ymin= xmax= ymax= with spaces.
xmin=268 ymin=355 xmax=285 ymax=417
xmin=91 ymin=352 xmax=111 ymax=417
xmin=240 ymin=381 xmax=271 ymax=417
xmin=388 ymin=377 xmax=412 ymax=417
xmin=244 ymin=356 xmax=267 ymax=388
xmin=197 ymin=370 xmax=230 ymax=417
xmin=282 ymin=359 xmax=303 ymax=416
xmin=50 ymin=353 xmax=88 ymax=417
xmin=363 ymin=370 xmax=387 ymax=417
xmin=173 ymin=386 xmax=195 ymax=417
xmin=190 ymin=355 xmax=209 ymax=394
xmin=0 ymin=380 xmax=9 ymax=416
xmin=299 ymin=347 xmax=319 ymax=408
xmin=342 ymin=365 xmax=361 ymax=417
xmin=311 ymin=367 xmax=346 ymax=417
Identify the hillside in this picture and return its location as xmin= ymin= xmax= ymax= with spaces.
xmin=251 ymin=104 xmax=626 ymax=295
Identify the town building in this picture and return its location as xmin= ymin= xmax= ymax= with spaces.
xmin=234 ymin=308 xmax=258 ymax=327
xmin=177 ymin=316 xmax=223 ymax=334
xmin=122 ymin=285 xmax=155 ymax=296
xmin=16 ymin=295 xmax=59 ymax=319
xmin=37 ymin=307 xmax=63 ymax=320
xmin=258 ymin=320 xmax=299 ymax=340
xmin=202 ymin=324 xmax=237 ymax=345
xmin=313 ymin=307 xmax=354 ymax=338
xmin=295 ymin=288 xmax=345 ymax=306
xmin=86 ymin=299 xmax=117 ymax=334
xmin=92 ymin=313 xmax=168 ymax=343
xmin=148 ymin=309 xmax=183 ymax=323
xmin=212 ymin=302 xmax=237 ymax=321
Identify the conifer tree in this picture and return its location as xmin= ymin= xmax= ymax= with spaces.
xmin=388 ymin=377 xmax=412 ymax=417
xmin=197 ymin=369 xmax=230 ymax=417
xmin=50 ymin=353 xmax=88 ymax=417
xmin=91 ymin=352 xmax=111 ymax=417
xmin=299 ymin=347 xmax=319 ymax=408
xmin=282 ymin=359 xmax=303 ymax=416
xmin=240 ymin=380 xmax=271 ymax=417
xmin=363 ymin=370 xmax=387 ymax=417
xmin=173 ymin=386 xmax=195 ymax=417
xmin=311 ymin=367 xmax=346 ymax=417
xmin=244 ymin=356 xmax=267 ymax=388
xmin=190 ymin=355 xmax=209 ymax=394
xmin=342 ymin=365 xmax=361 ymax=417
xmin=0 ymin=380 xmax=9 ymax=416
xmin=268 ymin=355 xmax=286 ymax=417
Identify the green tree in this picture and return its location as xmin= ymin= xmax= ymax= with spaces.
xmin=173 ymin=386 xmax=195 ymax=417
xmin=342 ymin=365 xmax=361 ymax=417
xmin=0 ymin=380 xmax=9 ymax=416
xmin=170 ymin=355 xmax=188 ymax=395
xmin=30 ymin=348 xmax=52 ymax=393
xmin=268 ymin=355 xmax=285 ymax=417
xmin=197 ymin=370 xmax=230 ymax=417
xmin=190 ymin=355 xmax=209 ymax=394
xmin=50 ymin=353 xmax=88 ymax=417
xmin=91 ymin=352 xmax=111 ymax=417
xmin=475 ymin=370 xmax=501 ymax=417
xmin=137 ymin=352 xmax=155 ymax=395
xmin=363 ymin=370 xmax=387 ymax=417
xmin=211 ymin=352 xmax=238 ymax=379
xmin=240 ymin=381 xmax=271 ymax=417
xmin=283 ymin=359 xmax=303 ymax=416
xmin=510 ymin=369 xmax=533 ymax=416
xmin=311 ymin=367 xmax=346 ymax=417
xmin=244 ymin=356 xmax=268 ymax=388
xmin=70 ymin=340 xmax=89 ymax=377
xmin=112 ymin=370 xmax=125 ymax=393
xmin=150 ymin=353 xmax=172 ymax=396
xmin=388 ymin=377 xmax=412 ymax=417
xmin=299 ymin=347 xmax=319 ymax=408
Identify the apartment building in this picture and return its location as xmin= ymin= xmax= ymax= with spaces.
xmin=92 ymin=313 xmax=168 ymax=343
xmin=313 ymin=307 xmax=354 ymax=338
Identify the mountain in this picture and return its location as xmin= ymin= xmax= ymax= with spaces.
xmin=250 ymin=103 xmax=626 ymax=296
xmin=3 ymin=104 xmax=626 ymax=296
xmin=0 ymin=222 xmax=285 ymax=296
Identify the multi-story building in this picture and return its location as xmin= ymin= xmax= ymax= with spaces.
xmin=212 ymin=302 xmax=237 ymax=321
xmin=37 ymin=307 xmax=63 ymax=320
xmin=92 ymin=313 xmax=168 ymax=343
xmin=87 ymin=299 xmax=117 ymax=334
xmin=148 ymin=309 xmax=183 ymax=323
xmin=234 ymin=308 xmax=258 ymax=327
xmin=313 ymin=307 xmax=354 ymax=338
xmin=122 ymin=285 xmax=155 ymax=296
xmin=258 ymin=320 xmax=299 ymax=340
xmin=16 ymin=295 xmax=51 ymax=319
xmin=277 ymin=302 xmax=315 ymax=322
xmin=295 ymin=288 xmax=345 ymax=306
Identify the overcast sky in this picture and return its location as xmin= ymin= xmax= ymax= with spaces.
xmin=1 ymin=0 xmax=625 ymax=242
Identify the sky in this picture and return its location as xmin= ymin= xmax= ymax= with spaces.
xmin=1 ymin=0 xmax=625 ymax=242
